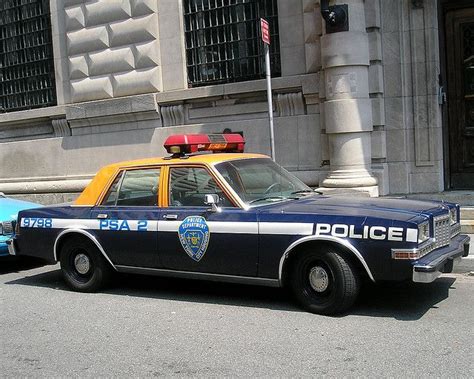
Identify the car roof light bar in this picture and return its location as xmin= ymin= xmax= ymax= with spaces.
xmin=163 ymin=134 xmax=245 ymax=156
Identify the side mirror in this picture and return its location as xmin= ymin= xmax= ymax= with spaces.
xmin=204 ymin=194 xmax=220 ymax=212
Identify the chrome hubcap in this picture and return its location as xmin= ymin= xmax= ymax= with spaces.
xmin=309 ymin=266 xmax=329 ymax=292
xmin=74 ymin=253 xmax=90 ymax=275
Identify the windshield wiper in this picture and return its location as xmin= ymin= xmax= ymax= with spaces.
xmin=290 ymin=189 xmax=322 ymax=195
xmin=248 ymin=196 xmax=286 ymax=204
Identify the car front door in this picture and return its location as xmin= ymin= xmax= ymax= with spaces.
xmin=90 ymin=167 xmax=163 ymax=268
xmin=158 ymin=165 xmax=258 ymax=276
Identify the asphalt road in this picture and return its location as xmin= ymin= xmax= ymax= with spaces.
xmin=1 ymin=261 xmax=473 ymax=377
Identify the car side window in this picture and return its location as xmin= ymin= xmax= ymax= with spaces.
xmin=169 ymin=166 xmax=233 ymax=207
xmin=102 ymin=172 xmax=124 ymax=206
xmin=102 ymin=168 xmax=160 ymax=206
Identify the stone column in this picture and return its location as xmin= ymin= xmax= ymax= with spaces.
xmin=319 ymin=0 xmax=379 ymax=196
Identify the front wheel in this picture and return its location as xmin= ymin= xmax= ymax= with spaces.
xmin=288 ymin=247 xmax=360 ymax=315
xmin=60 ymin=238 xmax=113 ymax=292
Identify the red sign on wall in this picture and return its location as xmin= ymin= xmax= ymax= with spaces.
xmin=260 ymin=18 xmax=270 ymax=45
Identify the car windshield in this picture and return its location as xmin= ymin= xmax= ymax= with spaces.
xmin=215 ymin=158 xmax=314 ymax=207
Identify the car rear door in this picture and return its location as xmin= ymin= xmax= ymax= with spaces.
xmin=90 ymin=167 xmax=163 ymax=268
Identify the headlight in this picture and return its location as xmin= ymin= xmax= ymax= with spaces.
xmin=418 ymin=221 xmax=430 ymax=244
xmin=449 ymin=208 xmax=458 ymax=225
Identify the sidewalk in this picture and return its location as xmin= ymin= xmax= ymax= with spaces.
xmin=453 ymin=234 xmax=473 ymax=274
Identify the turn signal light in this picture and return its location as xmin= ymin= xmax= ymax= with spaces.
xmin=392 ymin=250 xmax=419 ymax=260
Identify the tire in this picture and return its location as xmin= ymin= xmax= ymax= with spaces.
xmin=59 ymin=237 xmax=113 ymax=292
xmin=288 ymin=246 xmax=359 ymax=315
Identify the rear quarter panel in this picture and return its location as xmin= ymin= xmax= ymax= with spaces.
xmin=16 ymin=206 xmax=93 ymax=262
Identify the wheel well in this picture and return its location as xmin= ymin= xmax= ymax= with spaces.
xmin=55 ymin=232 xmax=98 ymax=262
xmin=280 ymin=240 xmax=371 ymax=288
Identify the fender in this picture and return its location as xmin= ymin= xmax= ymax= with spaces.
xmin=53 ymin=228 xmax=117 ymax=271
xmin=278 ymin=235 xmax=375 ymax=285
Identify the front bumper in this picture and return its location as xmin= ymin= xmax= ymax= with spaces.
xmin=6 ymin=238 xmax=16 ymax=256
xmin=412 ymin=234 xmax=470 ymax=283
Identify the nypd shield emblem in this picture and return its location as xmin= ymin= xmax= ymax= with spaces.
xmin=178 ymin=216 xmax=210 ymax=262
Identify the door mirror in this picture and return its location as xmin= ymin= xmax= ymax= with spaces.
xmin=204 ymin=194 xmax=220 ymax=212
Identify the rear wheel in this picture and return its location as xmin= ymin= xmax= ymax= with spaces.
xmin=288 ymin=246 xmax=359 ymax=315
xmin=60 ymin=238 xmax=112 ymax=292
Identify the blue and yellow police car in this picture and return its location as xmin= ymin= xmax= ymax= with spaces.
xmin=7 ymin=134 xmax=470 ymax=315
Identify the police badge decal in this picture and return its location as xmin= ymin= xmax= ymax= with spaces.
xmin=178 ymin=216 xmax=210 ymax=262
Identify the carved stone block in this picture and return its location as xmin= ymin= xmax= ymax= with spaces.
xmin=51 ymin=118 xmax=72 ymax=137
xmin=160 ymin=104 xmax=185 ymax=127
xmin=112 ymin=67 xmax=162 ymax=97
xmin=71 ymin=75 xmax=114 ymax=102
xmin=134 ymin=41 xmax=160 ymax=69
xmin=85 ymin=0 xmax=132 ymax=27
xmin=69 ymin=54 xmax=89 ymax=79
xmin=108 ymin=14 xmax=158 ymax=48
xmin=131 ymin=0 xmax=157 ymax=17
xmin=65 ymin=4 xmax=85 ymax=32
xmin=67 ymin=26 xmax=109 ymax=55
xmin=276 ymin=92 xmax=305 ymax=116
xmin=89 ymin=47 xmax=135 ymax=76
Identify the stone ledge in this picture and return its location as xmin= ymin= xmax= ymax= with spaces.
xmin=65 ymin=93 xmax=158 ymax=120
xmin=0 ymin=106 xmax=66 ymax=125
xmin=155 ymin=74 xmax=320 ymax=104
xmin=0 ymin=177 xmax=91 ymax=194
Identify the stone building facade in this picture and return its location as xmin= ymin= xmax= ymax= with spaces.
xmin=0 ymin=0 xmax=472 ymax=204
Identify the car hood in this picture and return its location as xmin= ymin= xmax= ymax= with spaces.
xmin=0 ymin=198 xmax=41 ymax=221
xmin=259 ymin=195 xmax=450 ymax=222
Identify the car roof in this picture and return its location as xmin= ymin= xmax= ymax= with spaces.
xmin=103 ymin=152 xmax=268 ymax=170
xmin=74 ymin=153 xmax=268 ymax=206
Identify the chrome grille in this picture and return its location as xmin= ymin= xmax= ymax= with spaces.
xmin=451 ymin=223 xmax=461 ymax=238
xmin=1 ymin=221 xmax=14 ymax=235
xmin=434 ymin=215 xmax=450 ymax=249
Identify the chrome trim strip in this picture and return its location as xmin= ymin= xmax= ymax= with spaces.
xmin=115 ymin=265 xmax=280 ymax=287
xmin=278 ymin=236 xmax=375 ymax=285
xmin=53 ymin=229 xmax=117 ymax=271
xmin=158 ymin=220 xmax=259 ymax=234
xmin=259 ymin=222 xmax=313 ymax=236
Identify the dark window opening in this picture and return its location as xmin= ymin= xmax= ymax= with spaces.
xmin=183 ymin=0 xmax=280 ymax=87
xmin=102 ymin=169 xmax=161 ymax=207
xmin=0 ymin=0 xmax=57 ymax=113
xmin=169 ymin=166 xmax=234 ymax=207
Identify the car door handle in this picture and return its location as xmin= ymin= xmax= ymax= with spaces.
xmin=96 ymin=214 xmax=108 ymax=219
xmin=163 ymin=214 xmax=178 ymax=220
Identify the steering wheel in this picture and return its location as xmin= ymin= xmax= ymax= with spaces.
xmin=264 ymin=182 xmax=282 ymax=194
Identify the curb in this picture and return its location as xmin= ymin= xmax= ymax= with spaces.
xmin=453 ymin=256 xmax=474 ymax=274
xmin=453 ymin=234 xmax=473 ymax=273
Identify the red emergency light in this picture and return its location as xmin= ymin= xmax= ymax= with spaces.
xmin=163 ymin=134 xmax=245 ymax=155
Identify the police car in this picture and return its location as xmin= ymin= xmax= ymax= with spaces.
xmin=7 ymin=134 xmax=470 ymax=315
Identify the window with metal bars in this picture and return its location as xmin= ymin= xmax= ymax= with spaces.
xmin=184 ymin=0 xmax=280 ymax=87
xmin=0 ymin=0 xmax=57 ymax=113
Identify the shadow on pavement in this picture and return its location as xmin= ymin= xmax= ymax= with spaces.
xmin=350 ymin=276 xmax=457 ymax=320
xmin=0 ymin=257 xmax=48 ymax=275
xmin=5 ymin=267 xmax=458 ymax=319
